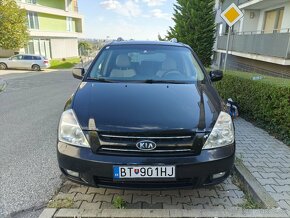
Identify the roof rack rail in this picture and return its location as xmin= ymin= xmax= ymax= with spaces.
xmin=169 ymin=38 xmax=178 ymax=43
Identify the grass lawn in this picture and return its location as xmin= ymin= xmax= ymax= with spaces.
xmin=49 ymin=57 xmax=81 ymax=69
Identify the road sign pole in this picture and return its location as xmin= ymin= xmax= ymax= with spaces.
xmin=224 ymin=26 xmax=232 ymax=72
xmin=220 ymin=3 xmax=243 ymax=71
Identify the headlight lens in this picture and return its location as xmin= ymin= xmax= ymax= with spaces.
xmin=203 ymin=111 xmax=234 ymax=149
xmin=58 ymin=109 xmax=90 ymax=148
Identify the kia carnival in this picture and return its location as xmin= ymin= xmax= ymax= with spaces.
xmin=57 ymin=40 xmax=235 ymax=189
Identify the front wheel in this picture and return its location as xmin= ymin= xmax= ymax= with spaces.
xmin=32 ymin=64 xmax=41 ymax=71
xmin=0 ymin=63 xmax=8 ymax=70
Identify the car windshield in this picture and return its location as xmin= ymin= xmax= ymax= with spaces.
xmin=87 ymin=45 xmax=205 ymax=83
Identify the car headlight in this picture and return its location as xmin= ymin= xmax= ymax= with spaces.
xmin=58 ymin=109 xmax=90 ymax=148
xmin=203 ymin=111 xmax=234 ymax=149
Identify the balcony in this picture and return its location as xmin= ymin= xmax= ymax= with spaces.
xmin=221 ymin=0 xmax=287 ymax=10
xmin=239 ymin=0 xmax=288 ymax=9
xmin=29 ymin=29 xmax=83 ymax=38
xmin=18 ymin=2 xmax=83 ymax=19
xmin=217 ymin=30 xmax=290 ymax=64
xmin=221 ymin=0 xmax=251 ymax=11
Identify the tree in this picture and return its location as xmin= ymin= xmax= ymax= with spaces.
xmin=78 ymin=41 xmax=92 ymax=56
xmin=0 ymin=0 xmax=29 ymax=50
xmin=166 ymin=0 xmax=216 ymax=67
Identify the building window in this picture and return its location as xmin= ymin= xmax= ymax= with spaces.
xmin=27 ymin=12 xmax=39 ymax=29
xmin=263 ymin=8 xmax=284 ymax=33
xmin=66 ymin=0 xmax=73 ymax=11
xmin=66 ymin=17 xmax=73 ymax=32
xmin=25 ymin=39 xmax=51 ymax=59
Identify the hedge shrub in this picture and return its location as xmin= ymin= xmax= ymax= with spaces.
xmin=214 ymin=71 xmax=290 ymax=145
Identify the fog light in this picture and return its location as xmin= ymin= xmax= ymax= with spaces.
xmin=212 ymin=172 xmax=226 ymax=179
xmin=66 ymin=169 xmax=80 ymax=178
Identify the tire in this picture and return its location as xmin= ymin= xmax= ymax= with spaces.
xmin=32 ymin=64 xmax=41 ymax=71
xmin=0 ymin=63 xmax=7 ymax=70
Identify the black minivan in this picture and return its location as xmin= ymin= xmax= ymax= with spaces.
xmin=57 ymin=40 xmax=235 ymax=189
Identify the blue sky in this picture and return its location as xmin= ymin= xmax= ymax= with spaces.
xmin=78 ymin=0 xmax=176 ymax=40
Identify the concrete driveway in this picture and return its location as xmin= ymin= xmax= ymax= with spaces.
xmin=0 ymin=70 xmax=79 ymax=217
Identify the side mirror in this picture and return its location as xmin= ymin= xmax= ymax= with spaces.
xmin=72 ymin=68 xmax=85 ymax=80
xmin=209 ymin=70 xmax=223 ymax=82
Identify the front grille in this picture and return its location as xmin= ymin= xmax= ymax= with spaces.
xmin=97 ymin=133 xmax=196 ymax=154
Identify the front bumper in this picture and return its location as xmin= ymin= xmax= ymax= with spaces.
xmin=57 ymin=142 xmax=235 ymax=189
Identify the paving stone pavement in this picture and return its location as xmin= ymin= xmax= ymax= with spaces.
xmin=235 ymin=118 xmax=290 ymax=210
xmin=49 ymin=176 xmax=246 ymax=210
xmin=48 ymin=117 xmax=290 ymax=212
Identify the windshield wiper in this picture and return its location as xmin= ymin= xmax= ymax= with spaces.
xmin=86 ymin=78 xmax=193 ymax=84
xmin=86 ymin=77 xmax=117 ymax=83
xmin=142 ymin=79 xmax=192 ymax=84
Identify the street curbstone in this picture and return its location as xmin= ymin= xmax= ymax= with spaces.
xmin=53 ymin=208 xmax=84 ymax=217
xmin=38 ymin=208 xmax=57 ymax=218
xmin=41 ymin=208 xmax=290 ymax=218
xmin=234 ymin=158 xmax=279 ymax=209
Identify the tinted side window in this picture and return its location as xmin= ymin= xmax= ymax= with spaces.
xmin=23 ymin=56 xmax=33 ymax=60
xmin=33 ymin=56 xmax=41 ymax=60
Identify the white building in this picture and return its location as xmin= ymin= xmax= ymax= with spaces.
xmin=0 ymin=0 xmax=84 ymax=59
xmin=214 ymin=0 xmax=290 ymax=76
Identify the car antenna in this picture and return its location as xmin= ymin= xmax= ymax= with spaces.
xmin=169 ymin=38 xmax=178 ymax=43
xmin=116 ymin=37 xmax=124 ymax=41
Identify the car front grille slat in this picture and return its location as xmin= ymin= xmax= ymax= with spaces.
xmin=101 ymin=147 xmax=192 ymax=152
xmin=101 ymin=135 xmax=192 ymax=139
xmin=97 ymin=133 xmax=195 ymax=154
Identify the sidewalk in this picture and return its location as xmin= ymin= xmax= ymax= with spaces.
xmin=235 ymin=118 xmax=290 ymax=210
xmin=40 ymin=118 xmax=290 ymax=217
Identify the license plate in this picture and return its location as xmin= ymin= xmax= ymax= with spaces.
xmin=113 ymin=165 xmax=175 ymax=179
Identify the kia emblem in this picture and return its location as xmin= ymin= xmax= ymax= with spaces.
xmin=136 ymin=140 xmax=156 ymax=151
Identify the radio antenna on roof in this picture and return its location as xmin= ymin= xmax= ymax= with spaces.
xmin=169 ymin=38 xmax=178 ymax=43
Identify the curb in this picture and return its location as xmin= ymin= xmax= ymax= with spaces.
xmin=233 ymin=158 xmax=279 ymax=209
xmin=39 ymin=208 xmax=289 ymax=218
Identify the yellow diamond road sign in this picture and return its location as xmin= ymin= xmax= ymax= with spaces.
xmin=221 ymin=3 xmax=243 ymax=27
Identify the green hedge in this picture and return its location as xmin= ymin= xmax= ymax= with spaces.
xmin=214 ymin=71 xmax=290 ymax=145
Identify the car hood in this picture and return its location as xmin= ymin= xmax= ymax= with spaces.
xmin=0 ymin=58 xmax=8 ymax=61
xmin=72 ymin=82 xmax=222 ymax=133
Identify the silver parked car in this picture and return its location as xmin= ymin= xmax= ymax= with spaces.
xmin=0 ymin=54 xmax=50 ymax=71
